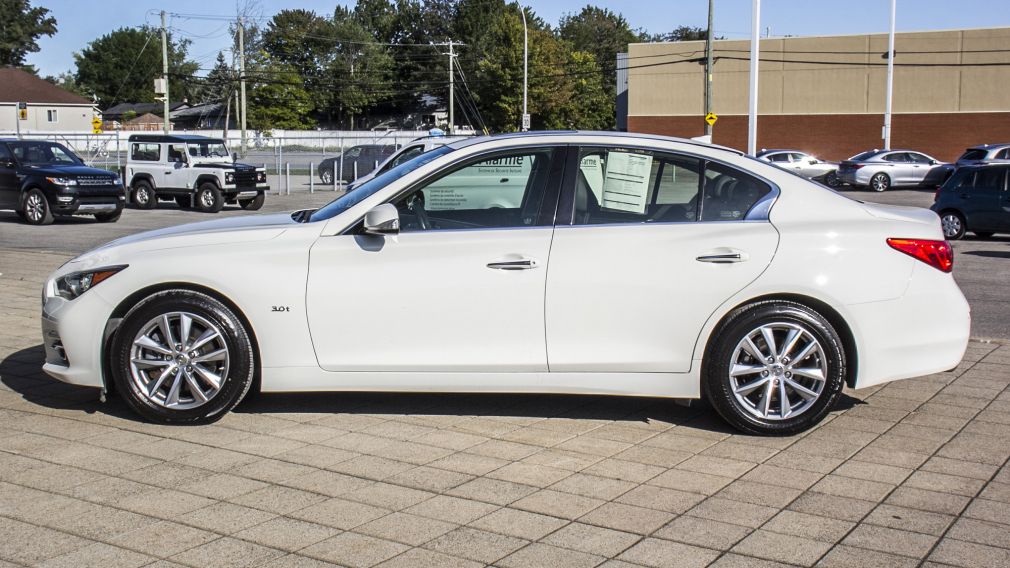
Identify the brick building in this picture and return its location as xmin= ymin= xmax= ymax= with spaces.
xmin=625 ymin=27 xmax=1010 ymax=162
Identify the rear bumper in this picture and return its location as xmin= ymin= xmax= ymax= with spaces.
xmin=837 ymin=170 xmax=870 ymax=186
xmin=847 ymin=263 xmax=970 ymax=389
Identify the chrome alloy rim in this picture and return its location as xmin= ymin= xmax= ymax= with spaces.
xmin=129 ymin=312 xmax=229 ymax=409
xmin=941 ymin=214 xmax=961 ymax=238
xmin=136 ymin=187 xmax=149 ymax=204
xmin=729 ymin=322 xmax=827 ymax=421
xmin=200 ymin=189 xmax=215 ymax=208
xmin=871 ymin=175 xmax=888 ymax=191
xmin=26 ymin=193 xmax=44 ymax=222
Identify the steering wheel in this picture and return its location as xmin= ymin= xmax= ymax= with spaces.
xmin=406 ymin=193 xmax=431 ymax=230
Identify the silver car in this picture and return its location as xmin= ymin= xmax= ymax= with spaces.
xmin=955 ymin=143 xmax=1010 ymax=168
xmin=837 ymin=149 xmax=953 ymax=191
xmin=756 ymin=149 xmax=841 ymax=187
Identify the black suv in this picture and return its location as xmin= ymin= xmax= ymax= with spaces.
xmin=0 ymin=139 xmax=126 ymax=225
xmin=931 ymin=163 xmax=1010 ymax=240
xmin=318 ymin=144 xmax=398 ymax=184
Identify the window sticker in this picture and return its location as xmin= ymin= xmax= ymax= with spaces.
xmin=601 ymin=151 xmax=653 ymax=214
xmin=579 ymin=154 xmax=605 ymax=202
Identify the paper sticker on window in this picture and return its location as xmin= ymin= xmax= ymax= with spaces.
xmin=601 ymin=151 xmax=653 ymax=214
xmin=579 ymin=155 xmax=605 ymax=203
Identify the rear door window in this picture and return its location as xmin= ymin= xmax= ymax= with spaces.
xmin=701 ymin=162 xmax=773 ymax=222
xmin=959 ymin=149 xmax=988 ymax=161
xmin=131 ymin=143 xmax=161 ymax=161
xmin=883 ymin=153 xmax=908 ymax=163
xmin=974 ymin=168 xmax=1007 ymax=191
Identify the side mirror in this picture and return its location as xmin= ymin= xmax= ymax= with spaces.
xmin=808 ymin=158 xmax=818 ymax=164
xmin=363 ymin=203 xmax=400 ymax=236
xmin=930 ymin=159 xmax=938 ymax=165
xmin=232 ymin=152 xmax=238 ymax=162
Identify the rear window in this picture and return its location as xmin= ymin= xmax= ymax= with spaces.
xmin=959 ymin=149 xmax=988 ymax=161
xmin=850 ymin=150 xmax=879 ymax=161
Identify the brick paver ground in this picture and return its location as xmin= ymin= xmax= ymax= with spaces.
xmin=2 ymin=248 xmax=1009 ymax=568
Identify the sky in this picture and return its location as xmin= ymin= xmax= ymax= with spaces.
xmin=30 ymin=0 xmax=1010 ymax=78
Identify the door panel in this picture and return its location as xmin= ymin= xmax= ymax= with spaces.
xmin=0 ymin=144 xmax=17 ymax=209
xmin=546 ymin=222 xmax=778 ymax=372
xmin=964 ymin=168 xmax=1004 ymax=230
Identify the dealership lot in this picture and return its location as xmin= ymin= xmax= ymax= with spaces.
xmin=1 ymin=187 xmax=1009 ymax=567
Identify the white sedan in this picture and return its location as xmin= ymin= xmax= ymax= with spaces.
xmin=40 ymin=132 xmax=970 ymax=435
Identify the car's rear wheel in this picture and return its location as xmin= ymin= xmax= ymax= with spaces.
xmin=196 ymin=183 xmax=224 ymax=213
xmin=22 ymin=189 xmax=54 ymax=225
xmin=132 ymin=181 xmax=157 ymax=209
xmin=870 ymin=172 xmax=891 ymax=192
xmin=704 ymin=301 xmax=846 ymax=435
xmin=110 ymin=290 xmax=255 ymax=424
xmin=94 ymin=210 xmax=121 ymax=223
xmin=239 ymin=193 xmax=264 ymax=210
xmin=940 ymin=211 xmax=966 ymax=240
xmin=823 ymin=171 xmax=842 ymax=188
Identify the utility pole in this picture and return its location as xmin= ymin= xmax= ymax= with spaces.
xmin=746 ymin=0 xmax=761 ymax=155
xmin=160 ymin=10 xmax=170 ymax=134
xmin=884 ymin=0 xmax=896 ymax=150
xmin=448 ymin=40 xmax=455 ymax=135
xmin=704 ymin=0 xmax=714 ymax=137
xmin=238 ymin=17 xmax=247 ymax=157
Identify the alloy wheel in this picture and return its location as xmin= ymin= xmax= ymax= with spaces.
xmin=200 ymin=190 xmax=215 ymax=208
xmin=26 ymin=193 xmax=44 ymax=222
xmin=129 ymin=311 xmax=230 ymax=409
xmin=871 ymin=174 xmax=889 ymax=191
xmin=136 ymin=188 xmax=149 ymax=205
xmin=728 ymin=322 xmax=827 ymax=420
xmin=941 ymin=214 xmax=962 ymax=238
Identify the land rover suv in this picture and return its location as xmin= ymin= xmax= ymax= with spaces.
xmin=125 ymin=134 xmax=268 ymax=213
xmin=0 ymin=138 xmax=126 ymax=225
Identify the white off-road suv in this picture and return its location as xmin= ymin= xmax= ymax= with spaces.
xmin=125 ymin=134 xmax=268 ymax=212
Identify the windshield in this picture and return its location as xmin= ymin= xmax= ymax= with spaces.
xmin=9 ymin=141 xmax=82 ymax=166
xmin=849 ymin=150 xmax=879 ymax=161
xmin=958 ymin=149 xmax=988 ymax=162
xmin=308 ymin=145 xmax=454 ymax=222
xmin=187 ymin=141 xmax=230 ymax=159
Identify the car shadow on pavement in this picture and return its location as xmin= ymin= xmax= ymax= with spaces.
xmin=962 ymin=249 xmax=1010 ymax=259
xmin=1 ymin=344 xmax=863 ymax=432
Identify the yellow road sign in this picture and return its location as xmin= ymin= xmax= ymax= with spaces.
xmin=92 ymin=128 xmax=103 ymax=134
xmin=705 ymin=112 xmax=718 ymax=126
xmin=18 ymin=109 xmax=27 ymax=120
xmin=91 ymin=117 xmax=103 ymax=128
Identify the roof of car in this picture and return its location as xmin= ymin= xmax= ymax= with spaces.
xmin=757 ymin=149 xmax=803 ymax=155
xmin=446 ymin=131 xmax=745 ymax=156
xmin=127 ymin=134 xmax=225 ymax=143
xmin=967 ymin=143 xmax=1010 ymax=150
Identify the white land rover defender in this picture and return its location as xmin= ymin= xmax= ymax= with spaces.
xmin=125 ymin=134 xmax=268 ymax=213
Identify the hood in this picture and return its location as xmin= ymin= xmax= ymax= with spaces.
xmin=25 ymin=164 xmax=118 ymax=177
xmin=191 ymin=162 xmax=258 ymax=170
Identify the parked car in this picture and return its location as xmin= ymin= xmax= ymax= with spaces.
xmin=837 ymin=149 xmax=953 ymax=191
xmin=0 ymin=139 xmax=125 ymax=225
xmin=955 ymin=143 xmax=1010 ymax=168
xmin=318 ymin=144 xmax=398 ymax=185
xmin=756 ymin=149 xmax=841 ymax=187
xmin=125 ymin=134 xmax=268 ymax=213
xmin=346 ymin=137 xmax=451 ymax=191
xmin=40 ymin=132 xmax=969 ymax=435
xmin=931 ymin=163 xmax=1010 ymax=240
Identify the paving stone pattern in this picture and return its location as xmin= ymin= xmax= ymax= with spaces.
xmin=1 ymin=248 xmax=1009 ymax=567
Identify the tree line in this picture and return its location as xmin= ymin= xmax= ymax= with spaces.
xmin=5 ymin=0 xmax=709 ymax=132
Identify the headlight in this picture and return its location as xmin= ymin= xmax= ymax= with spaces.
xmin=46 ymin=177 xmax=77 ymax=186
xmin=225 ymin=172 xmax=235 ymax=184
xmin=110 ymin=175 xmax=122 ymax=185
xmin=256 ymin=171 xmax=266 ymax=183
xmin=53 ymin=265 xmax=127 ymax=301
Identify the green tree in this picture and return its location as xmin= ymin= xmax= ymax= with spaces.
xmin=331 ymin=5 xmax=395 ymax=128
xmin=543 ymin=50 xmax=610 ymax=130
xmin=43 ymin=72 xmax=87 ymax=98
xmin=0 ymin=0 xmax=57 ymax=72
xmin=199 ymin=52 xmax=234 ymax=105
xmin=247 ymin=60 xmax=315 ymax=130
xmin=651 ymin=26 xmax=713 ymax=42
xmin=74 ymin=27 xmax=198 ymax=107
xmin=262 ymin=9 xmax=337 ymax=120
xmin=559 ymin=6 xmax=640 ymax=99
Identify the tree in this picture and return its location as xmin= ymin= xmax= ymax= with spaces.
xmin=0 ymin=0 xmax=57 ymax=72
xmin=262 ymin=9 xmax=338 ymax=120
xmin=74 ymin=27 xmax=198 ymax=107
xmin=331 ymin=6 xmax=395 ymax=128
xmin=199 ymin=52 xmax=234 ymax=105
xmin=559 ymin=6 xmax=640 ymax=98
xmin=44 ymin=72 xmax=87 ymax=98
xmin=651 ymin=26 xmax=715 ymax=42
xmin=247 ymin=60 xmax=315 ymax=130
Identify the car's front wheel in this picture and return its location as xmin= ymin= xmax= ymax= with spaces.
xmin=320 ymin=168 xmax=333 ymax=185
xmin=132 ymin=181 xmax=157 ymax=209
xmin=110 ymin=290 xmax=255 ymax=424
xmin=870 ymin=172 xmax=891 ymax=192
xmin=940 ymin=211 xmax=966 ymax=240
xmin=21 ymin=189 xmax=54 ymax=225
xmin=704 ymin=301 xmax=846 ymax=435
xmin=239 ymin=193 xmax=264 ymax=210
xmin=196 ymin=183 xmax=224 ymax=213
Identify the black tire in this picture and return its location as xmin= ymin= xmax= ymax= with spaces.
xmin=870 ymin=172 xmax=891 ymax=192
xmin=21 ymin=188 xmax=54 ymax=225
xmin=110 ymin=289 xmax=255 ymax=424
xmin=175 ymin=195 xmax=193 ymax=209
xmin=973 ymin=231 xmax=994 ymax=239
xmin=196 ymin=182 xmax=224 ymax=213
xmin=823 ymin=171 xmax=842 ymax=188
xmin=239 ymin=193 xmax=265 ymax=210
xmin=132 ymin=180 xmax=157 ymax=209
xmin=703 ymin=300 xmax=846 ymax=436
xmin=320 ymin=168 xmax=333 ymax=185
xmin=940 ymin=211 xmax=966 ymax=240
xmin=94 ymin=210 xmax=122 ymax=223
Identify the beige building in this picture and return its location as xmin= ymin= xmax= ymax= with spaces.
xmin=626 ymin=27 xmax=1010 ymax=161
xmin=0 ymin=67 xmax=97 ymax=134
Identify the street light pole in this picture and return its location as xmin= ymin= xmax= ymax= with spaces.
xmin=160 ymin=10 xmax=170 ymax=134
xmin=704 ymin=0 xmax=714 ymax=137
xmin=746 ymin=0 xmax=761 ymax=155
xmin=884 ymin=0 xmax=896 ymax=150
xmin=520 ymin=3 xmax=528 ymax=131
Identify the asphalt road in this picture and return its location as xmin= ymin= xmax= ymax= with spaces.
xmin=1 ymin=186 xmax=1006 ymax=340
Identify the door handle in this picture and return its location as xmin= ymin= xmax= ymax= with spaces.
xmin=696 ymin=249 xmax=749 ymax=263
xmin=487 ymin=258 xmax=539 ymax=270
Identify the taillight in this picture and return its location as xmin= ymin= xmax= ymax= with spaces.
xmin=887 ymin=238 xmax=953 ymax=273
xmin=933 ymin=187 xmax=941 ymax=202
xmin=849 ymin=164 xmax=864 ymax=170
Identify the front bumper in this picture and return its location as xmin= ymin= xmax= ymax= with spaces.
xmin=52 ymin=192 xmax=126 ymax=215
xmin=40 ymin=290 xmax=112 ymax=389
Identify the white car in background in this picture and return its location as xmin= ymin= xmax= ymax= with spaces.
xmin=756 ymin=149 xmax=841 ymax=187
xmin=40 ymin=132 xmax=969 ymax=435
